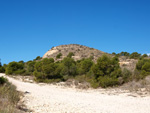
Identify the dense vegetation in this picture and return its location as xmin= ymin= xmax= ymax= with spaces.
xmin=2 ymin=52 xmax=150 ymax=88
xmin=33 ymin=54 xmax=124 ymax=88
xmin=112 ymin=51 xmax=148 ymax=59
xmin=0 ymin=77 xmax=21 ymax=113
xmin=135 ymin=58 xmax=150 ymax=79
xmin=0 ymin=62 xmax=5 ymax=73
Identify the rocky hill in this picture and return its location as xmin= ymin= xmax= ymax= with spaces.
xmin=43 ymin=44 xmax=138 ymax=72
xmin=119 ymin=56 xmax=138 ymax=72
xmin=43 ymin=44 xmax=107 ymax=62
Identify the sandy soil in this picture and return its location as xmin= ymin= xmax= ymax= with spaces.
xmin=0 ymin=73 xmax=150 ymax=113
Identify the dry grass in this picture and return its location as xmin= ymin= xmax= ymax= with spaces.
xmin=119 ymin=75 xmax=150 ymax=96
xmin=0 ymin=81 xmax=24 ymax=113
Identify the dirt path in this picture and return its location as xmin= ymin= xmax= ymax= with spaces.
xmin=1 ymin=73 xmax=150 ymax=113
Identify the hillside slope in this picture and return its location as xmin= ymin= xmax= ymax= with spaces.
xmin=43 ymin=44 xmax=138 ymax=72
xmin=43 ymin=44 xmax=106 ymax=62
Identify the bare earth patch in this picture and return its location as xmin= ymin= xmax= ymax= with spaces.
xmin=1 ymin=73 xmax=150 ymax=113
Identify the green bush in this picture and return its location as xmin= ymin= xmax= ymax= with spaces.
xmin=0 ymin=66 xmax=5 ymax=73
xmin=92 ymin=55 xmax=121 ymax=78
xmin=98 ymin=76 xmax=119 ymax=88
xmin=62 ymin=57 xmax=77 ymax=76
xmin=136 ymin=59 xmax=150 ymax=78
xmin=34 ymin=61 xmax=42 ymax=72
xmin=5 ymin=61 xmax=24 ymax=75
xmin=122 ymin=68 xmax=132 ymax=82
xmin=0 ymin=76 xmax=7 ymax=85
xmin=67 ymin=52 xmax=74 ymax=58
xmin=56 ymin=53 xmax=62 ymax=59
xmin=142 ymin=62 xmax=150 ymax=72
xmin=33 ymin=71 xmax=43 ymax=79
xmin=142 ymin=54 xmax=148 ymax=58
xmin=42 ymin=58 xmax=54 ymax=65
xmin=90 ymin=79 xmax=99 ymax=88
xmin=116 ymin=51 xmax=130 ymax=57
xmin=33 ymin=56 xmax=42 ymax=61
xmin=27 ymin=61 xmax=36 ymax=72
xmin=90 ymin=55 xmax=122 ymax=88
xmin=42 ymin=63 xmax=56 ymax=78
xmin=34 ymin=58 xmax=62 ymax=81
xmin=110 ymin=68 xmax=122 ymax=78
xmin=14 ymin=69 xmax=26 ymax=75
xmin=133 ymin=69 xmax=142 ymax=80
xmin=77 ymin=58 xmax=93 ymax=75
xmin=22 ymin=71 xmax=32 ymax=76
xmin=54 ymin=63 xmax=64 ymax=76
xmin=112 ymin=52 xmax=116 ymax=55
xmin=0 ymin=61 xmax=6 ymax=73
xmin=130 ymin=52 xmax=141 ymax=59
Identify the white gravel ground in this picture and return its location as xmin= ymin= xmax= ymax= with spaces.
xmin=1 ymin=73 xmax=150 ymax=113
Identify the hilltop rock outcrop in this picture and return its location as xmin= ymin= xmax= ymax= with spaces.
xmin=43 ymin=44 xmax=107 ymax=62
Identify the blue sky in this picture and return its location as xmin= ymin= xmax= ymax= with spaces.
xmin=0 ymin=0 xmax=150 ymax=64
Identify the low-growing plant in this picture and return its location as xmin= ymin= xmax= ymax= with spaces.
xmin=56 ymin=53 xmax=62 ymax=59
xmin=0 ymin=76 xmax=7 ymax=85
xmin=89 ymin=79 xmax=99 ymax=88
xmin=67 ymin=52 xmax=74 ymax=58
xmin=133 ymin=69 xmax=142 ymax=80
xmin=0 ymin=81 xmax=20 ymax=113
xmin=98 ymin=76 xmax=119 ymax=88
xmin=122 ymin=68 xmax=132 ymax=82
xmin=74 ymin=75 xmax=86 ymax=83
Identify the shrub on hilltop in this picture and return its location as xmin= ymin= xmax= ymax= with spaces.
xmin=130 ymin=52 xmax=141 ymax=59
xmin=56 ymin=53 xmax=62 ymax=59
